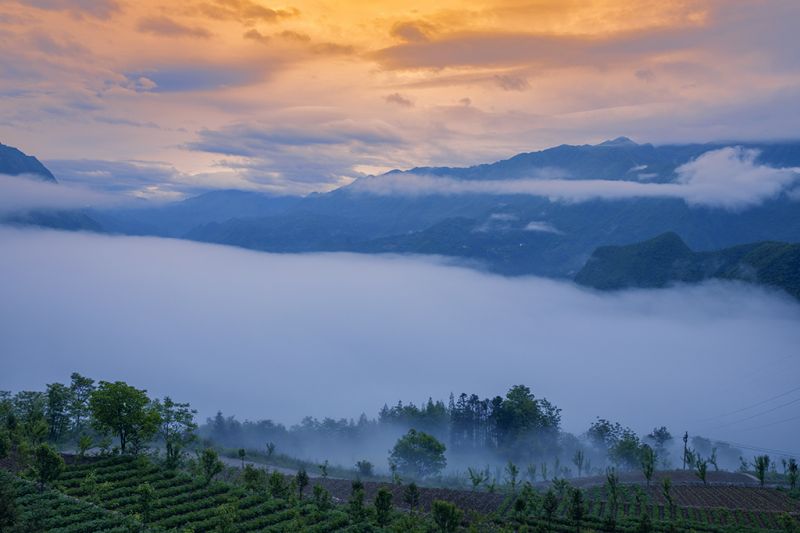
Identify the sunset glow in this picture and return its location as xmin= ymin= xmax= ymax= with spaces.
xmin=1 ymin=0 xmax=798 ymax=197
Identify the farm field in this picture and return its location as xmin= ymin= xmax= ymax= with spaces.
xmin=3 ymin=454 xmax=798 ymax=532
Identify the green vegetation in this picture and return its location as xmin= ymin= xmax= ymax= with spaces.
xmin=1 ymin=373 xmax=799 ymax=532
xmin=575 ymin=232 xmax=800 ymax=300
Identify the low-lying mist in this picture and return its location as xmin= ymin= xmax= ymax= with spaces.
xmin=1 ymin=226 xmax=799 ymax=466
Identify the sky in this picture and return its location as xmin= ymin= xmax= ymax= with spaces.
xmin=2 ymin=0 xmax=800 ymax=198
xmin=2 ymin=226 xmax=800 ymax=458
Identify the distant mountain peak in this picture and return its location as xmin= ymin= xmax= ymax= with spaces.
xmin=596 ymin=136 xmax=638 ymax=147
xmin=0 ymin=142 xmax=57 ymax=182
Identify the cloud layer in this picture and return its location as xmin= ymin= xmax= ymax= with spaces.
xmin=1 ymin=1 xmax=800 ymax=194
xmin=351 ymin=148 xmax=800 ymax=210
xmin=0 ymin=174 xmax=116 ymax=214
xmin=1 ymin=228 xmax=798 ymax=452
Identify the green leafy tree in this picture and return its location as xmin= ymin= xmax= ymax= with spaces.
xmin=215 ymin=503 xmax=237 ymax=533
xmin=640 ymin=444 xmax=656 ymax=486
xmin=754 ymin=455 xmax=771 ymax=486
xmin=136 ymin=482 xmax=154 ymax=523
xmin=268 ymin=470 xmax=289 ymax=498
xmin=295 ymin=467 xmax=309 ymax=499
xmin=403 ymin=482 xmax=420 ymax=515
xmin=356 ymin=459 xmax=374 ymax=477
xmin=68 ymin=373 xmax=95 ymax=434
xmin=695 ymin=457 xmax=708 ymax=485
xmin=605 ymin=468 xmax=620 ymax=520
xmin=242 ymin=464 xmax=264 ymax=492
xmin=89 ymin=381 xmax=160 ymax=454
xmin=389 ymin=429 xmax=446 ymax=478
xmin=432 ymin=500 xmax=461 ymax=533
xmin=45 ymin=383 xmax=72 ymax=441
xmin=505 ymin=460 xmax=520 ymax=494
xmin=77 ymin=434 xmax=92 ymax=458
xmin=788 ymin=458 xmax=798 ymax=490
xmin=542 ymin=489 xmax=558 ymax=529
xmin=375 ymin=487 xmax=393 ymax=526
xmin=610 ymin=429 xmax=641 ymax=470
xmin=153 ymin=397 xmax=196 ymax=468
xmin=313 ymin=485 xmax=332 ymax=511
xmin=265 ymin=441 xmax=276 ymax=458
xmin=0 ymin=430 xmax=10 ymax=459
xmin=0 ymin=478 xmax=18 ymax=531
xmin=348 ymin=485 xmax=365 ymax=523
xmin=573 ymin=449 xmax=586 ymax=477
xmin=318 ymin=459 xmax=329 ymax=479
xmin=33 ymin=443 xmax=64 ymax=491
xmin=238 ymin=448 xmax=246 ymax=469
xmin=467 ymin=467 xmax=487 ymax=491
xmin=661 ymin=477 xmax=674 ymax=518
xmin=199 ymin=448 xmax=224 ymax=485
xmin=637 ymin=510 xmax=653 ymax=533
xmin=526 ymin=464 xmax=537 ymax=482
xmin=81 ymin=470 xmax=99 ymax=503
xmin=570 ymin=488 xmax=586 ymax=533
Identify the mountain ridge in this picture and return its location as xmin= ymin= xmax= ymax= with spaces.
xmin=575 ymin=232 xmax=800 ymax=299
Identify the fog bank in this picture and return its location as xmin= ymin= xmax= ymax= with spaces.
xmin=1 ymin=227 xmax=799 ymax=454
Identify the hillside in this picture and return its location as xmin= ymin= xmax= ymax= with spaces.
xmin=0 ymin=142 xmax=57 ymax=182
xmin=0 ymin=142 xmax=103 ymax=231
xmin=575 ymin=232 xmax=800 ymax=299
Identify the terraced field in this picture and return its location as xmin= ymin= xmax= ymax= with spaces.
xmin=3 ymin=455 xmax=798 ymax=532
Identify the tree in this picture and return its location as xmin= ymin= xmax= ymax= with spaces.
xmin=215 ymin=503 xmax=237 ymax=533
xmin=389 ymin=429 xmax=446 ymax=478
xmin=136 ymin=482 xmax=154 ymax=523
xmin=0 ymin=478 xmax=18 ymax=531
xmin=610 ymin=429 xmax=641 ymax=470
xmin=682 ymin=432 xmax=689 ymax=470
xmin=605 ymin=468 xmax=620 ymax=521
xmin=695 ymin=457 xmax=708 ymax=485
xmin=33 ymin=443 xmax=64 ymax=491
xmin=77 ymin=434 xmax=92 ymax=458
xmin=153 ymin=397 xmax=196 ymax=468
xmin=318 ymin=459 xmax=329 ymax=479
xmin=68 ymin=373 xmax=95 ymax=434
xmin=268 ymin=471 xmax=289 ymax=498
xmin=754 ymin=455 xmax=770 ymax=486
xmin=403 ymin=482 xmax=420 ymax=515
xmin=295 ymin=467 xmax=309 ymax=499
xmin=432 ymin=500 xmax=461 ymax=533
xmin=0 ymin=430 xmax=10 ymax=459
xmin=661 ymin=477 xmax=674 ymax=518
xmin=238 ymin=448 xmax=246 ymax=469
xmin=467 ymin=467 xmax=487 ymax=491
xmin=356 ymin=459 xmax=373 ymax=477
xmin=646 ymin=427 xmax=673 ymax=467
xmin=542 ymin=489 xmax=558 ymax=528
xmin=505 ymin=461 xmax=519 ymax=494
xmin=640 ymin=444 xmax=656 ymax=487
xmin=573 ymin=449 xmax=586 ymax=478
xmin=570 ymin=488 xmax=585 ymax=533
xmin=348 ymin=485 xmax=365 ymax=523
xmin=199 ymin=448 xmax=223 ymax=485
xmin=374 ymin=487 xmax=393 ymax=526
xmin=89 ymin=381 xmax=160 ymax=454
xmin=313 ymin=485 xmax=332 ymax=511
xmin=265 ymin=441 xmax=276 ymax=458
xmin=788 ymin=458 xmax=798 ymax=490
xmin=242 ymin=464 xmax=265 ymax=492
xmin=45 ymin=383 xmax=72 ymax=441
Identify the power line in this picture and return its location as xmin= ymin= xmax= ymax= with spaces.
xmin=697 ymin=384 xmax=800 ymax=422
xmin=707 ymin=396 xmax=800 ymax=430
xmin=738 ymin=412 xmax=800 ymax=433
xmin=707 ymin=439 xmax=800 ymax=458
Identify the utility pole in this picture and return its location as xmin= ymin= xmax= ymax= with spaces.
xmin=682 ymin=431 xmax=689 ymax=470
